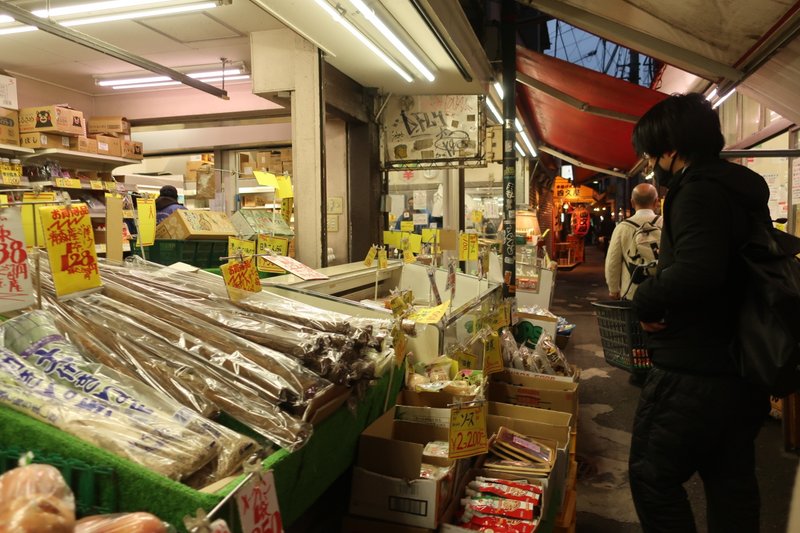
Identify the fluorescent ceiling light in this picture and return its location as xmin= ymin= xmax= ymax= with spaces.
xmin=61 ymin=1 xmax=217 ymax=26
xmin=348 ymin=0 xmax=434 ymax=82
xmin=494 ymin=81 xmax=504 ymax=100
xmin=98 ymin=67 xmax=244 ymax=86
xmin=32 ymin=0 xmax=170 ymax=18
xmin=514 ymin=118 xmax=523 ymax=132
xmin=314 ymin=0 xmax=412 ymax=82
xmin=111 ymin=74 xmax=249 ymax=90
xmin=0 ymin=25 xmax=37 ymax=35
xmin=515 ymin=142 xmax=525 ymax=157
xmin=705 ymin=87 xmax=718 ymax=101
xmin=520 ymin=131 xmax=537 ymax=157
xmin=486 ymin=99 xmax=503 ymax=123
xmin=712 ymin=88 xmax=736 ymax=109
xmin=0 ymin=15 xmax=13 ymax=23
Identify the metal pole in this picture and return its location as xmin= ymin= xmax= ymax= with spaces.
xmin=501 ymin=0 xmax=517 ymax=298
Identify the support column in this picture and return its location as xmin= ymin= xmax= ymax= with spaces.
xmin=251 ymin=29 xmax=326 ymax=267
xmin=501 ymin=0 xmax=517 ymax=297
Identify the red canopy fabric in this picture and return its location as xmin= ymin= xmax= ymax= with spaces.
xmin=517 ymin=46 xmax=668 ymax=177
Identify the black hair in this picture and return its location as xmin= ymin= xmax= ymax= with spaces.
xmin=632 ymin=93 xmax=725 ymax=163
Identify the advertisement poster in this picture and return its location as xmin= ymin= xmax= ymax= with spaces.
xmin=0 ymin=208 xmax=34 ymax=312
xmin=40 ymin=204 xmax=102 ymax=298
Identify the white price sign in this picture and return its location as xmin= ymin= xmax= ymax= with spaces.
xmin=0 ymin=208 xmax=33 ymax=313
xmin=236 ymin=470 xmax=283 ymax=533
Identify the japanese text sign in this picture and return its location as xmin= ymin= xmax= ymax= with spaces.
xmin=228 ymin=237 xmax=256 ymax=262
xmin=236 ymin=470 xmax=284 ymax=533
xmin=400 ymin=220 xmax=414 ymax=233
xmin=221 ymin=256 xmax=262 ymax=300
xmin=22 ymin=191 xmax=57 ymax=247
xmin=448 ymin=403 xmax=488 ymax=459
xmin=40 ymin=204 xmax=102 ymax=298
xmin=408 ymin=300 xmax=450 ymax=324
xmin=377 ymin=248 xmax=388 ymax=269
xmin=0 ymin=208 xmax=33 ymax=312
xmin=262 ymin=256 xmax=329 ymax=281
xmin=483 ymin=331 xmax=503 ymax=375
xmin=256 ymin=235 xmax=288 ymax=274
xmin=363 ymin=245 xmax=377 ymax=267
xmin=137 ymin=198 xmax=156 ymax=247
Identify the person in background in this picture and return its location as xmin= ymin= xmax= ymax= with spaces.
xmin=394 ymin=197 xmax=430 ymax=234
xmin=629 ymin=93 xmax=770 ymax=533
xmin=156 ymin=185 xmax=186 ymax=224
xmin=604 ymin=183 xmax=661 ymax=299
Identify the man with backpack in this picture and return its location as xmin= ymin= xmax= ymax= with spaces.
xmin=628 ymin=93 xmax=770 ymax=533
xmin=604 ymin=183 xmax=661 ymax=299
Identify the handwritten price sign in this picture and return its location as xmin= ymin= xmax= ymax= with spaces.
xmin=236 ymin=470 xmax=284 ymax=533
xmin=40 ymin=204 xmax=102 ymax=298
xmin=221 ymin=257 xmax=262 ymax=300
xmin=256 ymin=235 xmax=288 ymax=274
xmin=448 ymin=403 xmax=488 ymax=459
xmin=483 ymin=331 xmax=503 ymax=375
xmin=0 ymin=209 xmax=33 ymax=312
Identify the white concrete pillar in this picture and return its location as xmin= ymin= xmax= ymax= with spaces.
xmin=251 ymin=28 xmax=325 ymax=267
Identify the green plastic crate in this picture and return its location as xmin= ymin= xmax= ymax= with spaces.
xmin=0 ymin=446 xmax=119 ymax=516
xmin=132 ymin=240 xmax=229 ymax=269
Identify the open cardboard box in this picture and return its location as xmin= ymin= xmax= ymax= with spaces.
xmin=489 ymin=369 xmax=579 ymax=424
xmin=517 ymin=311 xmax=558 ymax=340
xmin=350 ymin=407 xmax=462 ymax=529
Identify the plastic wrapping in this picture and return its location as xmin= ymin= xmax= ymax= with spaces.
xmin=534 ymin=334 xmax=572 ymax=377
xmin=74 ymin=512 xmax=168 ymax=533
xmin=500 ymin=328 xmax=518 ymax=365
xmin=0 ymin=349 xmax=218 ymax=480
xmin=0 ymin=464 xmax=76 ymax=533
xmin=0 ymin=311 xmax=259 ymax=485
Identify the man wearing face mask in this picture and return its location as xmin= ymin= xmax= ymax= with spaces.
xmin=628 ymin=93 xmax=771 ymax=533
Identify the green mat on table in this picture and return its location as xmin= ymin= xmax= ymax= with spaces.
xmin=0 ymin=368 xmax=403 ymax=531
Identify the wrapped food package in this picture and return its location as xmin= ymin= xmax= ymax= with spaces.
xmin=0 ymin=465 xmax=75 ymax=533
xmin=74 ymin=512 xmax=167 ymax=533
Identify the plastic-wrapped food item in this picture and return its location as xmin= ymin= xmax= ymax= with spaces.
xmin=534 ymin=333 xmax=572 ymax=377
xmin=0 ymin=495 xmax=75 ymax=533
xmin=461 ymin=497 xmax=536 ymax=521
xmin=466 ymin=480 xmax=541 ymax=505
xmin=460 ymin=511 xmax=537 ymax=533
xmin=422 ymin=441 xmax=449 ymax=459
xmin=74 ymin=512 xmax=168 ymax=533
xmin=0 ymin=464 xmax=74 ymax=509
xmin=419 ymin=463 xmax=451 ymax=480
xmin=500 ymin=328 xmax=518 ymax=365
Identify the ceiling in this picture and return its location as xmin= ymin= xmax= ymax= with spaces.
xmin=0 ymin=0 xmax=487 ymax=98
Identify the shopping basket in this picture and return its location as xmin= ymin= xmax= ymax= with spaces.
xmin=591 ymin=300 xmax=652 ymax=374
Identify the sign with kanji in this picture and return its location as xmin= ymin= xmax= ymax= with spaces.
xmin=221 ymin=256 xmax=262 ymax=300
xmin=22 ymin=191 xmax=57 ymax=247
xmin=0 ymin=208 xmax=33 ymax=312
xmin=280 ymin=197 xmax=293 ymax=225
xmin=363 ymin=245 xmax=377 ymax=267
xmin=448 ymin=403 xmax=488 ymax=459
xmin=377 ymin=248 xmax=388 ymax=269
xmin=40 ymin=204 xmax=101 ymax=298
xmin=228 ymin=237 xmax=256 ymax=262
xmin=236 ymin=470 xmax=284 ymax=533
xmin=458 ymin=233 xmax=479 ymax=261
xmin=262 ymin=255 xmax=328 ymax=281
xmin=408 ymin=300 xmax=450 ymax=324
xmin=483 ymin=331 xmax=503 ymax=375
xmin=137 ymin=198 xmax=156 ymax=246
xmin=256 ymin=235 xmax=288 ymax=274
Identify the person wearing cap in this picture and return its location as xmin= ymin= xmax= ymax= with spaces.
xmin=156 ymin=185 xmax=187 ymax=224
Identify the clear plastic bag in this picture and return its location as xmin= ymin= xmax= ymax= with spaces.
xmin=0 ymin=464 xmax=76 ymax=533
xmin=74 ymin=512 xmax=169 ymax=533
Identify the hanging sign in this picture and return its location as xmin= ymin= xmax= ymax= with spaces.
xmin=136 ymin=198 xmax=156 ymax=247
xmin=252 ymin=170 xmax=279 ymax=188
xmin=221 ymin=256 xmax=262 ymax=300
xmin=448 ymin=403 xmax=488 ymax=459
xmin=363 ymin=245 xmax=377 ymax=267
xmin=400 ymin=220 xmax=414 ymax=233
xmin=40 ymin=204 xmax=102 ymax=298
xmin=468 ymin=234 xmax=479 ymax=261
xmin=377 ymin=248 xmax=388 ymax=269
xmin=408 ymin=300 xmax=450 ymax=324
xmin=229 ymin=237 xmax=256 ymax=263
xmin=383 ymin=230 xmax=400 ymax=249
xmin=0 ymin=208 xmax=33 ymax=312
xmin=22 ymin=191 xmax=57 ymax=247
xmin=275 ymin=174 xmax=293 ymax=199
xmin=262 ymin=255 xmax=329 ymax=281
xmin=455 ymin=349 xmax=478 ymax=371
xmin=236 ymin=470 xmax=284 ymax=533
xmin=483 ymin=331 xmax=503 ymax=375
xmin=256 ymin=235 xmax=287 ymax=274
xmin=280 ymin=197 xmax=293 ymax=225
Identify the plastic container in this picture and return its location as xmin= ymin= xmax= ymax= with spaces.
xmin=591 ymin=300 xmax=652 ymax=374
xmin=131 ymin=239 xmax=229 ymax=269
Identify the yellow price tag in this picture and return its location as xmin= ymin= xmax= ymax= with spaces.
xmin=228 ymin=237 xmax=256 ymax=262
xmin=471 ymin=210 xmax=483 ymax=224
xmin=221 ymin=256 xmax=262 ymax=299
xmin=280 ymin=197 xmax=293 ymax=224
xmin=455 ymin=350 xmax=478 ymax=371
xmin=490 ymin=307 xmax=509 ymax=331
xmin=90 ymin=180 xmax=104 ymax=190
xmin=400 ymin=221 xmax=414 ymax=233
xmin=275 ymin=174 xmax=293 ymax=199
xmin=253 ymin=170 xmax=278 ymax=187
xmin=377 ymin=248 xmax=388 ymax=269
xmin=483 ymin=332 xmax=503 ymax=375
xmin=104 ymin=182 xmax=117 ymax=192
xmin=448 ymin=403 xmax=488 ymax=459
xmin=393 ymin=325 xmax=407 ymax=365
xmin=256 ymin=235 xmax=288 ymax=273
xmin=389 ymin=295 xmax=408 ymax=317
xmin=63 ymin=178 xmax=82 ymax=189
xmin=408 ymin=300 xmax=450 ymax=324
xmin=136 ymin=198 xmax=156 ymax=247
xmin=363 ymin=245 xmax=377 ymax=267
xmin=53 ymin=178 xmax=66 ymax=188
xmin=383 ymin=230 xmax=400 ymax=249
xmin=468 ymin=233 xmax=479 ymax=261
xmin=459 ymin=233 xmax=469 ymax=261
xmin=2 ymin=174 xmax=20 ymax=186
xmin=421 ymin=228 xmax=440 ymax=244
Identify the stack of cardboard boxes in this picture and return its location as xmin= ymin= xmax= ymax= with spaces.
xmin=0 ymin=73 xmax=19 ymax=147
xmin=87 ymin=116 xmax=143 ymax=159
xmin=256 ymin=148 xmax=292 ymax=175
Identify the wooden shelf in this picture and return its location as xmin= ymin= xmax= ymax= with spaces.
xmin=21 ymin=148 xmax=139 ymax=170
xmin=0 ymin=143 xmax=34 ymax=156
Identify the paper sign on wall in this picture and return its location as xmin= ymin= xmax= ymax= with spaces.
xmin=136 ymin=198 xmax=156 ymax=247
xmin=448 ymin=403 xmax=488 ymax=459
xmin=40 ymin=204 xmax=102 ymax=298
xmin=236 ymin=470 xmax=284 ymax=533
xmin=413 ymin=190 xmax=427 ymax=208
xmin=221 ymin=256 xmax=262 ymax=300
xmin=412 ymin=213 xmax=428 ymax=226
xmin=0 ymin=208 xmax=33 ymax=312
xmin=228 ymin=237 xmax=256 ymax=262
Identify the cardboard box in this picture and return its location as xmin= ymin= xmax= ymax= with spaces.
xmin=19 ymin=132 xmax=71 ymax=149
xmin=342 ymin=515 xmax=432 ymax=533
xmin=19 ymin=105 xmax=84 ymax=136
xmin=230 ymin=209 xmax=294 ymax=239
xmin=489 ymin=370 xmax=579 ymax=423
xmin=69 ymin=136 xmax=98 ymax=154
xmin=88 ymin=116 xmax=130 ymax=137
xmin=0 ymin=107 xmax=18 ymax=145
xmin=121 ymin=140 xmax=143 ymax=160
xmin=349 ymin=408 xmax=457 ymax=529
xmin=239 ymin=153 xmax=253 ymax=175
xmin=90 ymin=134 xmax=122 ymax=157
xmin=185 ymin=160 xmax=211 ymax=182
xmin=517 ymin=311 xmax=558 ymax=340
xmin=155 ymin=209 xmax=237 ymax=240
xmin=0 ymin=74 xmax=18 ymax=110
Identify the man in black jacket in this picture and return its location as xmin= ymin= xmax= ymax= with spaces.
xmin=629 ymin=93 xmax=771 ymax=533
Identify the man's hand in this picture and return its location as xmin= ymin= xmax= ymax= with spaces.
xmin=640 ymin=320 xmax=667 ymax=333
xmin=610 ymin=291 xmax=621 ymax=300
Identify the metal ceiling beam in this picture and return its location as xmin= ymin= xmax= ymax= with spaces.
xmin=538 ymin=145 xmax=629 ymax=179
xmin=516 ymin=70 xmax=640 ymax=123
xmin=517 ymin=0 xmax=744 ymax=82
xmin=0 ymin=3 xmax=229 ymax=100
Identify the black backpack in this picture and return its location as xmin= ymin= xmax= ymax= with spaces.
xmin=732 ymin=217 xmax=800 ymax=397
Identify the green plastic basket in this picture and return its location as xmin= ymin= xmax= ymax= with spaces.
xmin=0 ymin=446 xmax=119 ymax=516
xmin=592 ymin=300 xmax=652 ymax=374
xmin=132 ymin=240 xmax=229 ymax=269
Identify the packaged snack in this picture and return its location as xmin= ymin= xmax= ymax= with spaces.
xmin=494 ymin=427 xmax=553 ymax=464
xmin=423 ymin=441 xmax=450 ymax=459
xmin=419 ymin=463 xmax=451 ymax=480
xmin=462 ymin=511 xmax=538 ymax=533
xmin=74 ymin=512 xmax=168 ymax=532
xmin=475 ymin=476 xmax=543 ymax=494
xmin=467 ymin=480 xmax=541 ymax=505
xmin=461 ymin=497 xmax=536 ymax=521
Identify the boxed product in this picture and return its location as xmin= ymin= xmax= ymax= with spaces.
xmin=488 ymin=369 xmax=579 ymax=422
xmin=69 ymin=136 xmax=98 ymax=154
xmin=230 ymin=209 xmax=294 ymax=240
xmin=0 ymin=107 xmax=18 ymax=145
xmin=121 ymin=140 xmax=144 ymax=160
xmin=90 ymin=134 xmax=122 ymax=157
xmin=0 ymin=73 xmax=18 ymax=109
xmin=19 ymin=105 xmax=84 ymax=136
xmin=185 ymin=160 xmax=212 ymax=182
xmin=517 ymin=311 xmax=558 ymax=341
xmin=88 ymin=116 xmax=130 ymax=137
xmin=349 ymin=408 xmax=459 ymax=529
xmin=19 ymin=132 xmax=71 ymax=149
xmin=155 ymin=209 xmax=237 ymax=240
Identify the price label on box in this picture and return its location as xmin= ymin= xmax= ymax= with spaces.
xmin=2 ymin=174 xmax=20 ymax=186
xmin=448 ymin=403 xmax=488 ymax=459
xmin=90 ymin=180 xmax=104 ymax=190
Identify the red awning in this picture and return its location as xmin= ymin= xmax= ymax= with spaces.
xmin=516 ymin=46 xmax=668 ymax=177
